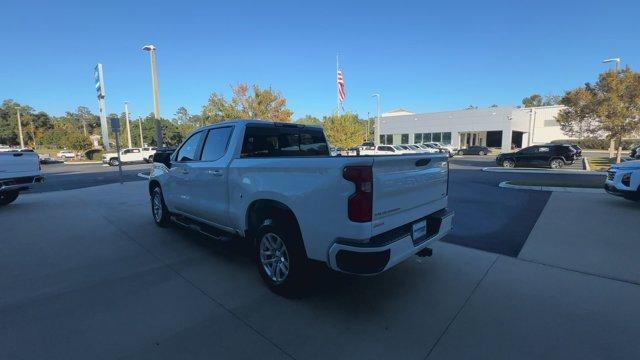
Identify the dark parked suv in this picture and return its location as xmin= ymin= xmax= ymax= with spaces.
xmin=496 ymin=145 xmax=578 ymax=169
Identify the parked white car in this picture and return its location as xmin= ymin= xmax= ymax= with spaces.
xmin=359 ymin=145 xmax=401 ymax=155
xmin=141 ymin=147 xmax=157 ymax=163
xmin=605 ymin=160 xmax=640 ymax=201
xmin=391 ymin=145 xmax=415 ymax=154
xmin=56 ymin=150 xmax=76 ymax=160
xmin=102 ymin=148 xmax=145 ymax=166
xmin=0 ymin=151 xmax=44 ymax=206
xmin=149 ymin=120 xmax=453 ymax=296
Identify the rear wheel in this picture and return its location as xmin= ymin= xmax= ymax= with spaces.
xmin=550 ymin=158 xmax=564 ymax=169
xmin=151 ymin=187 xmax=171 ymax=227
xmin=109 ymin=158 xmax=120 ymax=166
xmin=148 ymin=155 xmax=154 ymax=163
xmin=0 ymin=191 xmax=19 ymax=206
xmin=255 ymin=221 xmax=307 ymax=297
xmin=457 ymin=150 xmax=464 ymax=155
xmin=502 ymin=159 xmax=515 ymax=168
xmin=479 ymin=151 xmax=486 ymax=156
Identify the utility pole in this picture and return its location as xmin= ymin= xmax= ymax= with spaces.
xmin=124 ymin=102 xmax=132 ymax=148
xmin=142 ymin=45 xmax=163 ymax=147
xmin=138 ymin=118 xmax=144 ymax=147
xmin=602 ymin=57 xmax=621 ymax=159
xmin=16 ymin=109 xmax=24 ymax=148
xmin=372 ymin=94 xmax=381 ymax=146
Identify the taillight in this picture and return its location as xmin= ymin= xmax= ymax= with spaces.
xmin=343 ymin=166 xmax=373 ymax=222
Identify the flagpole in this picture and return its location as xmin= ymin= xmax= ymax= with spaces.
xmin=336 ymin=53 xmax=339 ymax=113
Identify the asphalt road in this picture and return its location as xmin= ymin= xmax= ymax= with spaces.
xmin=36 ymin=163 xmax=151 ymax=193
xmin=33 ymin=156 xmax=606 ymax=258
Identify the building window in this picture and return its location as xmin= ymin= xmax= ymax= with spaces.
xmin=380 ymin=134 xmax=386 ymax=144
xmin=414 ymin=133 xmax=422 ymax=143
xmin=385 ymin=134 xmax=393 ymax=145
xmin=432 ymin=133 xmax=442 ymax=142
xmin=401 ymin=134 xmax=409 ymax=144
xmin=442 ymin=132 xmax=452 ymax=145
xmin=423 ymin=133 xmax=432 ymax=142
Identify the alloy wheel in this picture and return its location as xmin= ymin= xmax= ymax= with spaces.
xmin=152 ymin=191 xmax=163 ymax=222
xmin=259 ymin=233 xmax=290 ymax=284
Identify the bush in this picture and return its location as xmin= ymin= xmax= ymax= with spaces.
xmin=550 ymin=138 xmax=640 ymax=150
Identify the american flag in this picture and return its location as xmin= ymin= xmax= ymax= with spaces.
xmin=337 ymin=69 xmax=346 ymax=103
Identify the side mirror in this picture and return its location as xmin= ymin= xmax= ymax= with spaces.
xmin=153 ymin=148 xmax=175 ymax=168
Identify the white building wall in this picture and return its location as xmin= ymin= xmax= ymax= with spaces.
xmin=379 ymin=105 xmax=572 ymax=152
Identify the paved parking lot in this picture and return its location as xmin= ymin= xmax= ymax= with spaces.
xmin=2 ymin=179 xmax=639 ymax=359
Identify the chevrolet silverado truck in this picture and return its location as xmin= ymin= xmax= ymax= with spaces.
xmin=149 ymin=120 xmax=454 ymax=295
xmin=0 ymin=151 xmax=44 ymax=206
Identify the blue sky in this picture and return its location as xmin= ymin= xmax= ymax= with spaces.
xmin=1 ymin=0 xmax=639 ymax=120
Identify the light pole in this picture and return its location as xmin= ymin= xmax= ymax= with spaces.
xmin=124 ymin=101 xmax=132 ymax=148
xmin=142 ymin=44 xmax=163 ymax=147
xmin=602 ymin=57 xmax=621 ymax=158
xmin=602 ymin=57 xmax=621 ymax=72
xmin=138 ymin=118 xmax=144 ymax=147
xmin=16 ymin=109 xmax=24 ymax=148
xmin=372 ymin=93 xmax=381 ymax=146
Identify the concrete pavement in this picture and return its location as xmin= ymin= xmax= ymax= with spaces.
xmin=1 ymin=182 xmax=639 ymax=359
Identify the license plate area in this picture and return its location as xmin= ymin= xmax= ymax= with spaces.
xmin=412 ymin=220 xmax=427 ymax=243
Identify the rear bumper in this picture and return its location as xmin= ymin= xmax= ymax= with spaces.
xmin=0 ymin=175 xmax=44 ymax=193
xmin=327 ymin=209 xmax=454 ymax=274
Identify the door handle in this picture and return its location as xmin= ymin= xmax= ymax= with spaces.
xmin=207 ymin=170 xmax=223 ymax=176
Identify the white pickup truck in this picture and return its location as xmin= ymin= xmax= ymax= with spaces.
xmin=0 ymin=151 xmax=44 ymax=206
xmin=102 ymin=148 xmax=146 ymax=166
xmin=149 ymin=120 xmax=453 ymax=295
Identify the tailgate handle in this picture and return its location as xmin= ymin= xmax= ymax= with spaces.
xmin=415 ymin=158 xmax=431 ymax=167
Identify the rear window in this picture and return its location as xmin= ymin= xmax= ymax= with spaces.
xmin=241 ymin=124 xmax=329 ymax=158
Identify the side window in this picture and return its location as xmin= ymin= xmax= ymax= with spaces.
xmin=132 ymin=149 xmax=140 ymax=153
xmin=299 ymin=128 xmax=329 ymax=156
xmin=201 ymin=127 xmax=233 ymax=161
xmin=538 ymin=147 xmax=549 ymax=153
xmin=123 ymin=149 xmax=131 ymax=154
xmin=176 ymin=131 xmax=204 ymax=162
xmin=241 ymin=126 xmax=298 ymax=157
xmin=521 ymin=146 xmax=537 ymax=154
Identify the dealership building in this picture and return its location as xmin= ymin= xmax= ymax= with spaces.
xmin=377 ymin=105 xmax=570 ymax=152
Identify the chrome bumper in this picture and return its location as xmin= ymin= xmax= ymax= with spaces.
xmin=0 ymin=175 xmax=45 ymax=192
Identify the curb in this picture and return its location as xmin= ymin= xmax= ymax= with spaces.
xmin=137 ymin=173 xmax=150 ymax=179
xmin=498 ymin=181 xmax=606 ymax=194
xmin=482 ymin=167 xmax=604 ymax=176
xmin=63 ymin=161 xmax=102 ymax=165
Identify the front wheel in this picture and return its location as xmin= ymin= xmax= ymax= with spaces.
xmin=502 ymin=159 xmax=515 ymax=168
xmin=457 ymin=150 xmax=464 ymax=155
xmin=151 ymin=187 xmax=172 ymax=227
xmin=0 ymin=191 xmax=19 ymax=206
xmin=256 ymin=222 xmax=307 ymax=297
xmin=109 ymin=158 xmax=120 ymax=167
xmin=479 ymin=151 xmax=486 ymax=156
xmin=550 ymin=159 xmax=564 ymax=169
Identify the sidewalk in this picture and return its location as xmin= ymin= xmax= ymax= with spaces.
xmin=1 ymin=183 xmax=639 ymax=359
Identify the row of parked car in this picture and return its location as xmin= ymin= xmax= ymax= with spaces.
xmin=336 ymin=142 xmax=457 ymax=157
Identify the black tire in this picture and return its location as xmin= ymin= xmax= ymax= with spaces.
xmin=148 ymin=155 xmax=154 ymax=162
xmin=550 ymin=158 xmax=564 ymax=169
xmin=109 ymin=158 xmax=120 ymax=167
xmin=479 ymin=151 xmax=486 ymax=156
xmin=457 ymin=150 xmax=464 ymax=155
xmin=0 ymin=191 xmax=19 ymax=206
xmin=151 ymin=186 xmax=172 ymax=227
xmin=502 ymin=159 xmax=515 ymax=168
xmin=255 ymin=221 xmax=308 ymax=297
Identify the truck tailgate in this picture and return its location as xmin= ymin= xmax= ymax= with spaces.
xmin=371 ymin=154 xmax=448 ymax=235
xmin=0 ymin=152 xmax=40 ymax=180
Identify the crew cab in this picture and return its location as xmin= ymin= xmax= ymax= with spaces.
xmin=102 ymin=148 xmax=145 ymax=166
xmin=0 ymin=151 xmax=44 ymax=206
xmin=496 ymin=144 xmax=577 ymax=169
xmin=149 ymin=120 xmax=453 ymax=295
xmin=605 ymin=160 xmax=640 ymax=201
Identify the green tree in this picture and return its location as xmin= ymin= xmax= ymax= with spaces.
xmin=322 ymin=112 xmax=364 ymax=148
xmin=295 ymin=115 xmax=322 ymax=126
xmin=202 ymin=83 xmax=293 ymax=124
xmin=556 ymin=87 xmax=599 ymax=140
xmin=63 ymin=131 xmax=92 ymax=153
xmin=522 ymin=94 xmax=542 ymax=107
xmin=557 ymin=67 xmax=640 ymax=162
xmin=174 ymin=106 xmax=190 ymax=124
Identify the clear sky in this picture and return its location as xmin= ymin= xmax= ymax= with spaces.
xmin=2 ymin=0 xmax=639 ymax=120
